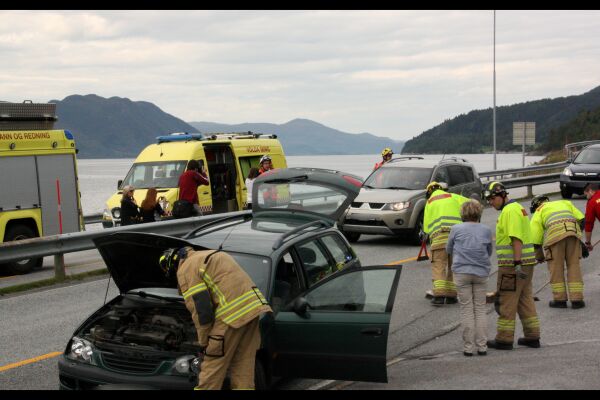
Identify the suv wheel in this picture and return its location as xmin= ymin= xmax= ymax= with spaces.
xmin=561 ymin=187 xmax=573 ymax=199
xmin=342 ymin=230 xmax=361 ymax=243
xmin=410 ymin=211 xmax=424 ymax=245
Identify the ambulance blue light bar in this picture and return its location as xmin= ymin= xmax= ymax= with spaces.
xmin=156 ymin=133 xmax=204 ymax=143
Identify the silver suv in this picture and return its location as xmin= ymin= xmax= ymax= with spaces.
xmin=338 ymin=157 xmax=483 ymax=244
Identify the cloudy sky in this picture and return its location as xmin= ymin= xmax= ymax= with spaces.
xmin=1 ymin=10 xmax=599 ymax=141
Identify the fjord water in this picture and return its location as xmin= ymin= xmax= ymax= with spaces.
xmin=77 ymin=153 xmax=543 ymax=215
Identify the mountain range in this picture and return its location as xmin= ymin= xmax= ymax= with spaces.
xmin=50 ymin=94 xmax=403 ymax=158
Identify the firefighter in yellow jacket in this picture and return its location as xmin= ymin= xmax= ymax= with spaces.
xmin=423 ymin=181 xmax=470 ymax=305
xmin=530 ymin=195 xmax=586 ymax=309
xmin=159 ymin=246 xmax=272 ymax=390
xmin=484 ymin=181 xmax=540 ymax=350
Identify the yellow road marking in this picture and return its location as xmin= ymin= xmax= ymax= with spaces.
xmin=386 ymin=256 xmax=419 ymax=265
xmin=0 ymin=352 xmax=62 ymax=373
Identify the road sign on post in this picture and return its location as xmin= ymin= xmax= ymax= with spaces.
xmin=513 ymin=122 xmax=536 ymax=167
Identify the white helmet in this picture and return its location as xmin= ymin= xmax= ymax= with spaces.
xmin=260 ymin=155 xmax=272 ymax=164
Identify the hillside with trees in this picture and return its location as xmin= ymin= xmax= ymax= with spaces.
xmin=545 ymin=106 xmax=600 ymax=151
xmin=402 ymin=86 xmax=600 ymax=154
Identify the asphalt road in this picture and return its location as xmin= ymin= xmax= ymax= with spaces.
xmin=0 ymin=195 xmax=596 ymax=390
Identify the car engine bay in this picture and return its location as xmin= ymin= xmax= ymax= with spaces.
xmin=82 ymin=299 xmax=201 ymax=354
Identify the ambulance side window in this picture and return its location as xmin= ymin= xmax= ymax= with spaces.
xmin=132 ymin=166 xmax=147 ymax=187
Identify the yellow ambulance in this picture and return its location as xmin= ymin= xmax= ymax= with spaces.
xmin=0 ymin=101 xmax=84 ymax=274
xmin=102 ymin=132 xmax=287 ymax=227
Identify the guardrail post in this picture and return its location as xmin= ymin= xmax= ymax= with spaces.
xmin=527 ymin=185 xmax=533 ymax=198
xmin=54 ymin=253 xmax=66 ymax=281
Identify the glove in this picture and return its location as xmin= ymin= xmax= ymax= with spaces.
xmin=582 ymin=241 xmax=590 ymax=258
xmin=418 ymin=230 xmax=428 ymax=243
xmin=514 ymin=261 xmax=527 ymax=279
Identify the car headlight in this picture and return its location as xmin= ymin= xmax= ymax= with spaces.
xmin=563 ymin=168 xmax=573 ymax=177
xmin=67 ymin=337 xmax=94 ymax=363
xmin=102 ymin=208 xmax=112 ymax=220
xmin=111 ymin=207 xmax=121 ymax=219
xmin=383 ymin=201 xmax=411 ymax=211
xmin=173 ymin=355 xmax=201 ymax=375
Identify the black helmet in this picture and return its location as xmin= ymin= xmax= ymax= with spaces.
xmin=530 ymin=195 xmax=549 ymax=214
xmin=483 ymin=181 xmax=507 ymax=200
xmin=159 ymin=248 xmax=182 ymax=278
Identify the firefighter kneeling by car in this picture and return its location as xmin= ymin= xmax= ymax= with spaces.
xmin=159 ymin=246 xmax=272 ymax=390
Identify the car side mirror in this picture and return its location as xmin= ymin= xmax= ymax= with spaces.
xmin=117 ymin=179 xmax=123 ymax=189
xmin=292 ymin=297 xmax=310 ymax=316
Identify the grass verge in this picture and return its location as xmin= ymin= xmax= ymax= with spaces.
xmin=0 ymin=268 xmax=108 ymax=296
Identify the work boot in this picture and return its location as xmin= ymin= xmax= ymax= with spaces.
xmin=517 ymin=338 xmax=541 ymax=348
xmin=548 ymin=300 xmax=567 ymax=308
xmin=571 ymin=300 xmax=586 ymax=309
xmin=431 ymin=296 xmax=445 ymax=306
xmin=486 ymin=340 xmax=513 ymax=350
xmin=445 ymin=297 xmax=458 ymax=304
xmin=477 ymin=350 xmax=487 ymax=356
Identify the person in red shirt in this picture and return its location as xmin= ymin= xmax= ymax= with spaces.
xmin=178 ymin=160 xmax=209 ymax=216
xmin=374 ymin=147 xmax=393 ymax=171
xmin=583 ymin=183 xmax=600 ymax=251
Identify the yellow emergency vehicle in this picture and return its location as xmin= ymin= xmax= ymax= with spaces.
xmin=0 ymin=101 xmax=84 ymax=274
xmin=102 ymin=132 xmax=287 ymax=227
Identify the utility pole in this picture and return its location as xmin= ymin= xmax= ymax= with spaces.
xmin=493 ymin=10 xmax=497 ymax=170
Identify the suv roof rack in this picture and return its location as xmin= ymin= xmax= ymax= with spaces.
xmin=387 ymin=156 xmax=425 ymax=163
xmin=272 ymin=220 xmax=329 ymax=250
xmin=439 ymin=156 xmax=469 ymax=164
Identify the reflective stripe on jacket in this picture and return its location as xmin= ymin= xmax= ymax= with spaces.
xmin=530 ymin=200 xmax=584 ymax=248
xmin=177 ymin=249 xmax=272 ymax=346
xmin=496 ymin=201 xmax=536 ymax=267
xmin=423 ymin=190 xmax=470 ymax=250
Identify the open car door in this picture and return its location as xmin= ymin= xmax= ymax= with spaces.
xmin=272 ymin=265 xmax=402 ymax=383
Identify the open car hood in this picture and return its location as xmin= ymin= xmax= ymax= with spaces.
xmin=93 ymin=232 xmax=208 ymax=294
xmin=252 ymin=167 xmax=362 ymax=224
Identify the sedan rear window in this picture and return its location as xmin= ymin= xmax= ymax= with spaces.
xmin=364 ymin=167 xmax=433 ymax=190
xmin=228 ymin=252 xmax=271 ymax=296
xmin=574 ymin=148 xmax=600 ymax=164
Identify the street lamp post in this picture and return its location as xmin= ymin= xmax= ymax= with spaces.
xmin=493 ymin=10 xmax=497 ymax=170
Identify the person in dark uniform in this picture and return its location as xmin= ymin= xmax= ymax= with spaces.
xmin=120 ymin=185 xmax=141 ymax=225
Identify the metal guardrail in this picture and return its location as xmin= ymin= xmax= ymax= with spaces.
xmin=479 ymin=161 xmax=568 ymax=180
xmin=478 ymin=161 xmax=567 ymax=197
xmin=0 ymin=211 xmax=251 ymax=280
xmin=83 ymin=213 xmax=104 ymax=225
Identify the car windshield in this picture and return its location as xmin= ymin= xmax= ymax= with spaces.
xmin=363 ymin=167 xmax=433 ymax=190
xmin=121 ymin=161 xmax=187 ymax=189
xmin=574 ymin=148 xmax=600 ymax=164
